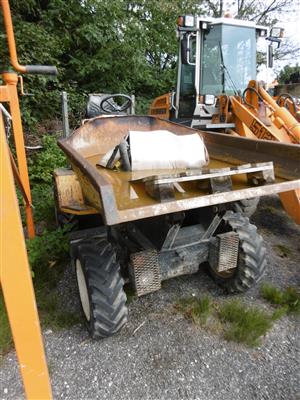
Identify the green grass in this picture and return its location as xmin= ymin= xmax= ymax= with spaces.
xmin=175 ymin=296 xmax=282 ymax=347
xmin=176 ymin=296 xmax=211 ymax=325
xmin=271 ymin=306 xmax=289 ymax=321
xmin=261 ymin=284 xmax=300 ymax=315
xmin=219 ymin=300 xmax=273 ymax=347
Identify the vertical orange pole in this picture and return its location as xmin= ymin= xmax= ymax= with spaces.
xmin=2 ymin=72 xmax=35 ymax=238
xmin=0 ymin=0 xmax=26 ymax=73
xmin=0 ymin=112 xmax=52 ymax=399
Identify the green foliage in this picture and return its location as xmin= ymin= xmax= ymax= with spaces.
xmin=261 ymin=284 xmax=285 ymax=304
xmin=135 ymin=96 xmax=153 ymax=115
xmin=175 ymin=296 xmax=281 ymax=347
xmin=1 ymin=0 xmax=297 ymax=134
xmin=26 ymin=228 xmax=69 ymax=274
xmin=277 ymin=64 xmax=300 ymax=84
xmin=17 ymin=183 xmax=55 ymax=230
xmin=271 ymin=306 xmax=289 ymax=321
xmin=31 ymin=184 xmax=55 ymax=226
xmin=28 ymin=135 xmax=66 ymax=184
xmin=5 ymin=0 xmax=204 ymax=132
xmin=261 ymin=284 xmax=300 ymax=315
xmin=176 ymin=296 xmax=211 ymax=325
xmin=219 ymin=300 xmax=273 ymax=347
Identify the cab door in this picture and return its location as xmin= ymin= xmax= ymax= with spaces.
xmin=175 ymin=33 xmax=197 ymax=121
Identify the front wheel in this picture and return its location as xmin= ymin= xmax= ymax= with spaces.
xmin=208 ymin=212 xmax=267 ymax=293
xmin=75 ymin=238 xmax=128 ymax=338
xmin=232 ymin=197 xmax=260 ymax=218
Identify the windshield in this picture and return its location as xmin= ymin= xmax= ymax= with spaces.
xmin=200 ymin=24 xmax=256 ymax=95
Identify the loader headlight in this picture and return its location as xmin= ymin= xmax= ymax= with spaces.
xmin=259 ymin=29 xmax=267 ymax=37
xmin=270 ymin=27 xmax=285 ymax=38
xmin=201 ymin=22 xmax=209 ymax=30
xmin=204 ymin=94 xmax=215 ymax=105
xmin=184 ymin=15 xmax=195 ymax=27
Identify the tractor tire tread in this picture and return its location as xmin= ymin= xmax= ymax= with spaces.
xmin=210 ymin=211 xmax=266 ymax=293
xmin=75 ymin=238 xmax=128 ymax=339
xmin=233 ymin=197 xmax=260 ymax=218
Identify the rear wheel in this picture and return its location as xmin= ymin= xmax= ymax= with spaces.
xmin=208 ymin=212 xmax=266 ymax=293
xmin=75 ymin=238 xmax=128 ymax=338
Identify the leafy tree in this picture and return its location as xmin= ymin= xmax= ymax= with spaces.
xmin=277 ymin=64 xmax=300 ymax=83
xmin=2 ymin=0 xmax=298 ymax=131
xmin=2 ymin=0 xmax=203 ymax=130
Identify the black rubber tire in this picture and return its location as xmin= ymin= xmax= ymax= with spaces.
xmin=233 ymin=197 xmax=260 ymax=218
xmin=75 ymin=238 xmax=128 ymax=338
xmin=208 ymin=211 xmax=267 ymax=293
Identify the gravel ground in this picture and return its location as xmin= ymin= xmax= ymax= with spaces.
xmin=1 ymin=195 xmax=299 ymax=400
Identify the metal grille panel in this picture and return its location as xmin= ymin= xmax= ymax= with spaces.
xmin=217 ymin=232 xmax=239 ymax=272
xmin=130 ymin=250 xmax=161 ymax=296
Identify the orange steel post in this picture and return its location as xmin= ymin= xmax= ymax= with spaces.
xmin=1 ymin=72 xmax=35 ymax=238
xmin=1 ymin=0 xmax=37 ymax=238
xmin=0 ymin=112 xmax=52 ymax=399
xmin=1 ymin=0 xmax=26 ymax=73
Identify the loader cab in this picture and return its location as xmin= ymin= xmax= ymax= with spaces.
xmin=174 ymin=16 xmax=269 ymax=127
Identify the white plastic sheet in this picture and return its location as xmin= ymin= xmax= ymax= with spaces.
xmin=129 ymin=130 xmax=209 ymax=171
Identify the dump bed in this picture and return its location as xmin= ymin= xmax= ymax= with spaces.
xmin=57 ymin=116 xmax=300 ymax=225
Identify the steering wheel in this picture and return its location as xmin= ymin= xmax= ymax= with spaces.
xmin=99 ymin=94 xmax=132 ymax=114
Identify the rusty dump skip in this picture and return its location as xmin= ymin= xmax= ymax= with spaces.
xmin=57 ymin=116 xmax=300 ymax=225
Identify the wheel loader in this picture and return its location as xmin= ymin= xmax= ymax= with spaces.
xmin=149 ymin=14 xmax=300 ymax=224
